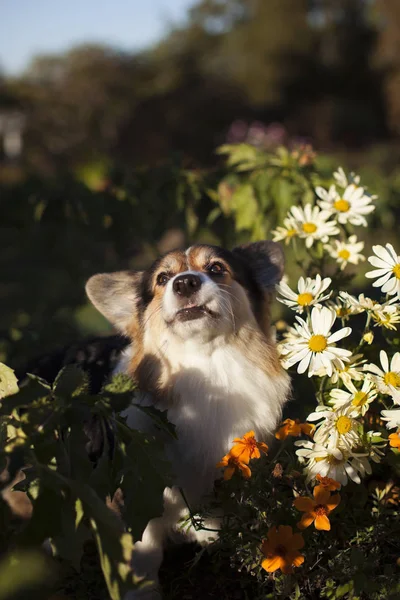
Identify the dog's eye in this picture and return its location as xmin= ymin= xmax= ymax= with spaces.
xmin=156 ymin=272 xmax=170 ymax=286
xmin=208 ymin=262 xmax=225 ymax=275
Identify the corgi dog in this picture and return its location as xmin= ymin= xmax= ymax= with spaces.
xmin=85 ymin=241 xmax=291 ymax=598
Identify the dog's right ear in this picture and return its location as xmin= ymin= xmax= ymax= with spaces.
xmin=85 ymin=271 xmax=144 ymax=333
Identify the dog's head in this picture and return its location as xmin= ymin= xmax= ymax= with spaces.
xmin=86 ymin=242 xmax=284 ymax=346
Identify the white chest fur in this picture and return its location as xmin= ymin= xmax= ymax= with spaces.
xmin=120 ymin=340 xmax=290 ymax=501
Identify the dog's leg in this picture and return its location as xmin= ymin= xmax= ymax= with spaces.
xmin=124 ymin=486 xmax=191 ymax=600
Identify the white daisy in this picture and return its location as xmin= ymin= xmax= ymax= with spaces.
xmin=329 ymin=353 xmax=366 ymax=385
xmin=329 ymin=378 xmax=377 ymax=416
xmin=281 ymin=306 xmax=352 ymax=377
xmin=295 ymin=439 xmax=370 ymax=485
xmin=316 ymin=183 xmax=375 ymax=226
xmin=365 ymin=244 xmax=400 ymax=299
xmin=333 ymin=166 xmax=361 ymax=188
xmin=372 ymin=303 xmax=400 ymax=331
xmin=324 ymin=235 xmax=365 ymax=270
xmin=381 ymin=409 xmax=400 ymax=430
xmin=364 ymin=350 xmax=400 ymax=403
xmin=307 ymin=405 xmax=361 ymax=451
xmin=276 ymin=274 xmax=331 ymax=314
xmin=271 ymin=216 xmax=298 ymax=245
xmin=327 ymin=296 xmax=356 ymax=321
xmin=339 ymin=292 xmax=379 ymax=314
xmin=288 ymin=204 xmax=339 ymax=249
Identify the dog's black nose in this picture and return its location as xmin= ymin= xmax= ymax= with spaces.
xmin=173 ymin=273 xmax=202 ymax=297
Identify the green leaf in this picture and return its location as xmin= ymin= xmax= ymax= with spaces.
xmin=231 ymin=184 xmax=259 ymax=232
xmin=0 ymin=376 xmax=50 ymax=417
xmin=71 ymin=481 xmax=139 ymax=600
xmin=119 ymin=430 xmax=172 ymax=541
xmin=103 ymin=373 xmax=136 ymax=396
xmin=50 ymin=500 xmax=90 ymax=570
xmin=217 ymin=144 xmax=262 ymax=170
xmin=101 ymin=373 xmax=137 ymax=413
xmin=135 ymin=406 xmax=177 ymax=440
xmin=53 ymin=365 xmax=88 ymax=398
xmin=0 ymin=363 xmax=19 ymax=400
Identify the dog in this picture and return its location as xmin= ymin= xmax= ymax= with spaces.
xmin=85 ymin=241 xmax=291 ymax=598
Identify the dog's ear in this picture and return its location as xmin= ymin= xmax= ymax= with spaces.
xmin=85 ymin=271 xmax=144 ymax=332
xmin=233 ymin=241 xmax=284 ymax=289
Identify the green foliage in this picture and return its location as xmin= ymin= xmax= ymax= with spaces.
xmin=0 ymin=366 xmax=173 ymax=599
xmin=185 ymin=450 xmax=400 ymax=600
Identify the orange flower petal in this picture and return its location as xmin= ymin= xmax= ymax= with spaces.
xmin=290 ymin=424 xmax=302 ymax=436
xmin=261 ymin=555 xmax=283 ymax=573
xmin=291 ymin=552 xmax=305 ymax=567
xmin=238 ymin=462 xmax=252 ymax=479
xmin=315 ymin=475 xmax=341 ymax=491
xmin=294 ymin=496 xmax=315 ymax=512
xmin=313 ymin=487 xmax=331 ymax=504
xmin=224 ymin=466 xmax=235 ymax=481
xmin=275 ymin=425 xmax=290 ymax=440
xmin=265 ymin=527 xmax=280 ymax=547
xmin=229 ymin=446 xmax=251 ymax=462
xmin=301 ymin=423 xmax=315 ymax=437
xmin=327 ymin=493 xmax=341 ymax=511
xmin=291 ymin=532 xmax=305 ymax=550
xmin=276 ymin=525 xmax=294 ymax=546
xmin=297 ymin=514 xmax=315 ymax=530
xmin=389 ymin=432 xmax=400 ymax=449
xmin=314 ymin=514 xmax=331 ymax=531
xmin=257 ymin=441 xmax=269 ymax=454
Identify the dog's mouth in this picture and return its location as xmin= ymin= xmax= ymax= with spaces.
xmin=176 ymin=304 xmax=217 ymax=322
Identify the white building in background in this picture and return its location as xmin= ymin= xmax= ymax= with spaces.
xmin=0 ymin=110 xmax=26 ymax=159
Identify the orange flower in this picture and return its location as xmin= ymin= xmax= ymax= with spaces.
xmin=389 ymin=430 xmax=400 ymax=449
xmin=261 ymin=525 xmax=305 ymax=574
xmin=229 ymin=430 xmax=268 ymax=463
xmin=216 ymin=453 xmax=251 ymax=480
xmin=294 ymin=487 xmax=341 ymax=531
xmin=275 ymin=419 xmax=315 ymax=441
xmin=315 ymin=474 xmax=341 ymax=493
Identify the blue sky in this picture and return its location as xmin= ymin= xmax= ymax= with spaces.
xmin=0 ymin=0 xmax=196 ymax=75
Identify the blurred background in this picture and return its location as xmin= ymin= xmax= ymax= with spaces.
xmin=1 ymin=0 xmax=400 ymax=370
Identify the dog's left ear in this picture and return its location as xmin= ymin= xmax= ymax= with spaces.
xmin=233 ymin=241 xmax=284 ymax=289
xmin=85 ymin=270 xmax=144 ymax=333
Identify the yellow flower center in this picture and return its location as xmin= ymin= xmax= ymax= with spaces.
xmin=352 ymin=391 xmax=368 ymax=407
xmin=302 ymin=222 xmax=317 ymax=234
xmin=392 ymin=264 xmax=400 ymax=279
xmin=338 ymin=249 xmax=350 ymax=260
xmin=383 ymin=371 xmax=400 ymax=388
xmin=297 ymin=292 xmax=314 ymax=306
xmin=334 ymin=199 xmax=350 ymax=212
xmin=374 ymin=313 xmax=392 ymax=326
xmin=286 ymin=228 xmax=297 ymax=238
xmin=308 ymin=334 xmax=328 ymax=353
xmin=336 ymin=415 xmax=352 ymax=434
